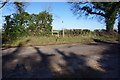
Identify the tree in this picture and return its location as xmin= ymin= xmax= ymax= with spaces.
xmin=70 ymin=2 xmax=120 ymax=33
xmin=12 ymin=12 xmax=30 ymax=27
xmin=27 ymin=11 xmax=53 ymax=33
xmin=2 ymin=1 xmax=28 ymax=41
xmin=2 ymin=12 xmax=28 ymax=41
xmin=38 ymin=11 xmax=53 ymax=32
xmin=13 ymin=2 xmax=27 ymax=14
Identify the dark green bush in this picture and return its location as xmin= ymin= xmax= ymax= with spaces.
xmin=2 ymin=26 xmax=28 ymax=44
xmin=59 ymin=29 xmax=92 ymax=36
xmin=100 ymin=29 xmax=106 ymax=32
xmin=93 ymin=29 xmax=100 ymax=36
xmin=82 ymin=29 xmax=91 ymax=34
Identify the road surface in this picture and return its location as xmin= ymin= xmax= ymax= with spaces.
xmin=2 ymin=42 xmax=120 ymax=79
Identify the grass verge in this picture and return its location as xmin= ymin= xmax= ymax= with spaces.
xmin=2 ymin=34 xmax=118 ymax=47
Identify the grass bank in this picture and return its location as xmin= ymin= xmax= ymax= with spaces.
xmin=2 ymin=34 xmax=118 ymax=47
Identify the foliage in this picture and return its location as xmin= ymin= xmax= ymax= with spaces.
xmin=93 ymin=29 xmax=100 ymax=36
xmin=13 ymin=2 xmax=27 ymax=14
xmin=0 ymin=29 xmax=2 ymax=39
xmin=82 ymin=29 xmax=91 ymax=34
xmin=27 ymin=11 xmax=53 ymax=35
xmin=60 ymin=29 xmax=91 ymax=36
xmin=2 ymin=10 xmax=53 ymax=43
xmin=65 ymin=29 xmax=80 ymax=36
xmin=1 ymin=1 xmax=29 ymax=43
xmin=2 ymin=12 xmax=28 ymax=42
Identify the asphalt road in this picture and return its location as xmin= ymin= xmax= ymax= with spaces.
xmin=2 ymin=42 xmax=120 ymax=78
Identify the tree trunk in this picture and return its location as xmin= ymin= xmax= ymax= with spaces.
xmin=105 ymin=15 xmax=116 ymax=33
xmin=106 ymin=19 xmax=114 ymax=33
xmin=105 ymin=12 xmax=117 ymax=33
xmin=118 ymin=21 xmax=120 ymax=42
xmin=118 ymin=21 xmax=120 ymax=34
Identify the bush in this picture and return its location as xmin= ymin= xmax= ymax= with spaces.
xmin=82 ymin=29 xmax=91 ymax=35
xmin=0 ymin=29 xmax=2 ymax=39
xmin=2 ymin=26 xmax=28 ymax=44
xmin=59 ymin=29 xmax=92 ymax=36
xmin=93 ymin=29 xmax=100 ymax=36
xmin=64 ymin=29 xmax=83 ymax=36
xmin=100 ymin=29 xmax=106 ymax=32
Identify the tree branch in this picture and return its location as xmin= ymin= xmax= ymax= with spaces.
xmin=81 ymin=6 xmax=105 ymax=17
xmin=0 ymin=2 xmax=7 ymax=9
xmin=0 ymin=0 xmax=11 ymax=9
xmin=87 ymin=10 xmax=105 ymax=17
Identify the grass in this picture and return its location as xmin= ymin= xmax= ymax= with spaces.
xmin=2 ymin=34 xmax=118 ymax=47
xmin=53 ymin=30 xmax=61 ymax=33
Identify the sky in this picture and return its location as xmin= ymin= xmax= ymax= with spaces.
xmin=0 ymin=2 xmax=118 ymax=30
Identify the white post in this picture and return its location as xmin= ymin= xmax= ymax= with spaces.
xmin=58 ymin=32 xmax=59 ymax=37
xmin=52 ymin=27 xmax=53 ymax=36
xmin=62 ymin=21 xmax=64 ymax=37
xmin=63 ymin=28 xmax=64 ymax=37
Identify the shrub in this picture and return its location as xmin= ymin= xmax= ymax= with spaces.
xmin=2 ymin=26 xmax=28 ymax=44
xmin=82 ymin=29 xmax=91 ymax=35
xmin=93 ymin=29 xmax=100 ymax=36
xmin=60 ymin=29 xmax=92 ymax=36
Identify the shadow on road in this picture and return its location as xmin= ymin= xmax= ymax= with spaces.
xmin=2 ymin=41 xmax=120 ymax=79
xmin=97 ymin=43 xmax=120 ymax=78
xmin=55 ymin=49 xmax=105 ymax=78
xmin=2 ymin=39 xmax=30 ymax=50
xmin=2 ymin=39 xmax=31 ymax=78
xmin=32 ymin=47 xmax=55 ymax=78
xmin=93 ymin=39 xmax=118 ymax=44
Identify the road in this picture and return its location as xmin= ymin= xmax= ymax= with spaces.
xmin=2 ymin=42 xmax=120 ymax=78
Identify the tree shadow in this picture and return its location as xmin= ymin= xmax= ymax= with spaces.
xmin=93 ymin=39 xmax=118 ymax=45
xmin=2 ymin=39 xmax=31 ymax=78
xmin=2 ymin=46 xmax=56 ymax=78
xmin=55 ymin=49 xmax=105 ymax=78
xmin=97 ymin=43 xmax=120 ymax=78
xmin=87 ymin=39 xmax=119 ymax=46
xmin=2 ymin=42 xmax=120 ymax=79
xmin=2 ymin=39 xmax=30 ymax=50
xmin=32 ymin=47 xmax=56 ymax=78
